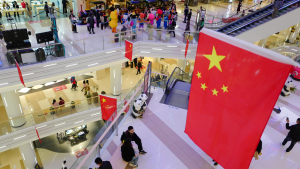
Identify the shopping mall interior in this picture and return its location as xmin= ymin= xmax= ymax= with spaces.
xmin=0 ymin=0 xmax=300 ymax=168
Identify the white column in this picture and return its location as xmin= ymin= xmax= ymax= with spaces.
xmin=19 ymin=142 xmax=38 ymax=169
xmin=288 ymin=24 xmax=300 ymax=43
xmin=1 ymin=90 xmax=26 ymax=127
xmin=177 ymin=59 xmax=187 ymax=72
xmin=110 ymin=64 xmax=122 ymax=95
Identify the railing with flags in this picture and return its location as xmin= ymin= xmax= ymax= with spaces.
xmin=0 ymin=28 xmax=199 ymax=70
xmin=69 ymin=62 xmax=152 ymax=169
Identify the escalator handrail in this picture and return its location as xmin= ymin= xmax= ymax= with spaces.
xmin=221 ymin=0 xmax=300 ymax=34
xmin=165 ymin=67 xmax=191 ymax=93
xmin=214 ymin=0 xmax=269 ymax=26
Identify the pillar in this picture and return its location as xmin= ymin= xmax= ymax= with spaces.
xmin=177 ymin=59 xmax=186 ymax=72
xmin=19 ymin=142 xmax=38 ymax=169
xmin=110 ymin=64 xmax=122 ymax=95
xmin=1 ymin=90 xmax=25 ymax=127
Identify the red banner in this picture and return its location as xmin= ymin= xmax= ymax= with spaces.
xmin=15 ymin=60 xmax=25 ymax=87
xmin=185 ymin=38 xmax=189 ymax=58
xmin=53 ymin=85 xmax=67 ymax=92
xmin=125 ymin=40 xmax=133 ymax=61
xmin=75 ymin=148 xmax=88 ymax=158
xmin=100 ymin=95 xmax=117 ymax=121
xmin=185 ymin=29 xmax=293 ymax=169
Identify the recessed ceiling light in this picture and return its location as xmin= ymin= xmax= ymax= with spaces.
xmin=0 ymin=83 xmax=8 ymax=86
xmin=141 ymin=51 xmax=150 ymax=53
xmin=167 ymin=45 xmax=177 ymax=47
xmin=66 ymin=64 xmax=78 ymax=67
xmin=152 ymin=48 xmax=162 ymax=50
xmin=18 ymin=88 xmax=31 ymax=93
xmin=45 ymin=82 xmax=55 ymax=86
xmin=106 ymin=51 xmax=116 ymax=54
xmin=32 ymin=85 xmax=43 ymax=89
xmin=43 ymin=63 xmax=57 ymax=67
xmin=88 ymin=63 xmax=99 ymax=66
xmin=181 ymin=50 xmax=191 ymax=52
xmin=22 ymin=73 xmax=34 ymax=76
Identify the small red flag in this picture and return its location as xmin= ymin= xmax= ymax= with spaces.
xmin=15 ymin=60 xmax=25 ymax=87
xmin=34 ymin=123 xmax=42 ymax=144
xmin=185 ymin=28 xmax=295 ymax=169
xmin=125 ymin=40 xmax=133 ymax=61
xmin=100 ymin=95 xmax=117 ymax=121
xmin=185 ymin=38 xmax=189 ymax=58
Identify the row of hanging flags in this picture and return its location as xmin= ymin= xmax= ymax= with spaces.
xmin=16 ymin=29 xmax=298 ymax=169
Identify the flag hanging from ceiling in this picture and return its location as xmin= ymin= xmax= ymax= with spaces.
xmin=125 ymin=40 xmax=133 ymax=61
xmin=185 ymin=38 xmax=189 ymax=58
xmin=185 ymin=28 xmax=296 ymax=169
xmin=100 ymin=95 xmax=117 ymax=121
xmin=15 ymin=60 xmax=25 ymax=87
xmin=34 ymin=122 xmax=42 ymax=144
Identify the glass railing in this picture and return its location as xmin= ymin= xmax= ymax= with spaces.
xmin=0 ymin=28 xmax=198 ymax=70
xmin=165 ymin=67 xmax=192 ymax=94
xmin=150 ymin=72 xmax=169 ymax=91
xmin=70 ymin=63 xmax=152 ymax=169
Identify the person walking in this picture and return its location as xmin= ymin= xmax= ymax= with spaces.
xmin=44 ymin=2 xmax=49 ymax=18
xmin=100 ymin=13 xmax=105 ymax=30
xmin=169 ymin=18 xmax=176 ymax=37
xmin=121 ymin=138 xmax=139 ymax=168
xmin=96 ymin=10 xmax=101 ymax=28
xmin=272 ymin=0 xmax=283 ymax=18
xmin=69 ymin=10 xmax=78 ymax=33
xmin=62 ymin=0 xmax=67 ymax=14
xmin=199 ymin=18 xmax=204 ymax=31
xmin=237 ymin=0 xmax=242 ymax=14
xmin=187 ymin=9 xmax=192 ymax=21
xmin=183 ymin=4 xmax=189 ymax=23
xmin=25 ymin=2 xmax=32 ymax=20
xmin=282 ymin=118 xmax=300 ymax=153
xmin=87 ymin=13 xmax=95 ymax=34
xmin=185 ymin=19 xmax=190 ymax=34
xmin=62 ymin=160 xmax=67 ymax=169
xmin=136 ymin=60 xmax=142 ymax=75
xmin=50 ymin=2 xmax=55 ymax=15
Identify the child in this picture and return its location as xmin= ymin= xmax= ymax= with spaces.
xmin=138 ymin=13 xmax=144 ymax=30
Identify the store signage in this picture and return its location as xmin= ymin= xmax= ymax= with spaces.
xmin=75 ymin=148 xmax=89 ymax=158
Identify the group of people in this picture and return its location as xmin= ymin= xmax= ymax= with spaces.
xmin=44 ymin=2 xmax=58 ymax=19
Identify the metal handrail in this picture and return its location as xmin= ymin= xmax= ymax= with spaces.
xmin=221 ymin=0 xmax=300 ymax=34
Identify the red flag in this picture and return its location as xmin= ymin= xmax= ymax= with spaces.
xmin=34 ymin=123 xmax=41 ymax=144
xmin=15 ymin=60 xmax=25 ymax=87
xmin=185 ymin=28 xmax=295 ymax=169
xmin=185 ymin=38 xmax=189 ymax=58
xmin=125 ymin=40 xmax=133 ymax=61
xmin=100 ymin=95 xmax=117 ymax=121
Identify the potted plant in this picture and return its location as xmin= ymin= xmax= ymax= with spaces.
xmin=49 ymin=107 xmax=55 ymax=115
xmin=86 ymin=91 xmax=92 ymax=104
xmin=92 ymin=85 xmax=99 ymax=103
xmin=71 ymin=101 xmax=75 ymax=109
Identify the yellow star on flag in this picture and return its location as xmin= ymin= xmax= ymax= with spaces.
xmin=196 ymin=72 xmax=201 ymax=79
xmin=130 ymin=44 xmax=132 ymax=48
xmin=102 ymin=98 xmax=106 ymax=103
xmin=212 ymin=89 xmax=218 ymax=96
xmin=204 ymin=46 xmax=226 ymax=72
xmin=201 ymin=83 xmax=207 ymax=90
xmin=221 ymin=85 xmax=228 ymax=93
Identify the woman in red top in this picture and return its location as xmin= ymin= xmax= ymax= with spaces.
xmin=21 ymin=0 xmax=26 ymax=8
xmin=59 ymin=97 xmax=65 ymax=106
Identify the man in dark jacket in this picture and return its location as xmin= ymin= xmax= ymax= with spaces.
xmin=187 ymin=9 xmax=192 ymax=21
xmin=169 ymin=18 xmax=176 ymax=37
xmin=136 ymin=60 xmax=142 ymax=75
xmin=282 ymin=118 xmax=300 ymax=152
xmin=62 ymin=0 xmax=67 ymax=14
xmin=95 ymin=157 xmax=112 ymax=169
xmin=183 ymin=4 xmax=189 ymax=23
xmin=121 ymin=126 xmax=147 ymax=154
xmin=96 ymin=10 xmax=101 ymax=27
xmin=109 ymin=4 xmax=115 ymax=11
xmin=88 ymin=14 xmax=95 ymax=34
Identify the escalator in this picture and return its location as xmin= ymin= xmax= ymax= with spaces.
xmin=217 ymin=0 xmax=300 ymax=38
xmin=160 ymin=67 xmax=192 ymax=110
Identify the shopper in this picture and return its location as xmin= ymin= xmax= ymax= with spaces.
xmin=96 ymin=10 xmax=101 ymax=28
xmin=272 ymin=0 xmax=283 ymax=18
xmin=87 ymin=13 xmax=95 ymax=34
xmin=185 ymin=19 xmax=190 ymax=34
xmin=21 ymin=0 xmax=26 ymax=9
xmin=100 ymin=13 xmax=105 ymax=30
xmin=50 ymin=2 xmax=55 ymax=15
xmin=52 ymin=99 xmax=58 ymax=108
xmin=62 ymin=160 xmax=67 ymax=169
xmin=69 ymin=10 xmax=78 ymax=33
xmin=59 ymin=97 xmax=65 ymax=106
xmin=183 ymin=4 xmax=189 ymax=23
xmin=25 ymin=2 xmax=32 ymax=20
xmin=121 ymin=126 xmax=147 ymax=154
xmin=199 ymin=18 xmax=204 ymax=31
xmin=71 ymin=77 xmax=77 ymax=90
xmin=62 ymin=0 xmax=67 ymax=14
xmin=282 ymin=118 xmax=300 ymax=153
xmin=121 ymin=138 xmax=139 ymax=168
xmin=94 ymin=157 xmax=112 ymax=169
xmin=237 ymin=0 xmax=242 ymax=14
xmin=13 ymin=1 xmax=19 ymax=18
xmin=44 ymin=2 xmax=49 ymax=18
xmin=81 ymin=80 xmax=86 ymax=92
xmin=109 ymin=4 xmax=115 ymax=11
xmin=187 ymin=9 xmax=192 ymax=21
xmin=169 ymin=18 xmax=176 ymax=37
xmin=136 ymin=60 xmax=142 ymax=75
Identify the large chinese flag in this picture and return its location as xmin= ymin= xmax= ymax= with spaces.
xmin=185 ymin=28 xmax=296 ymax=169
xmin=100 ymin=95 xmax=117 ymax=121
xmin=125 ymin=40 xmax=133 ymax=61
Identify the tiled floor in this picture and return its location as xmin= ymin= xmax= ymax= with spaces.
xmin=107 ymin=81 xmax=300 ymax=169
